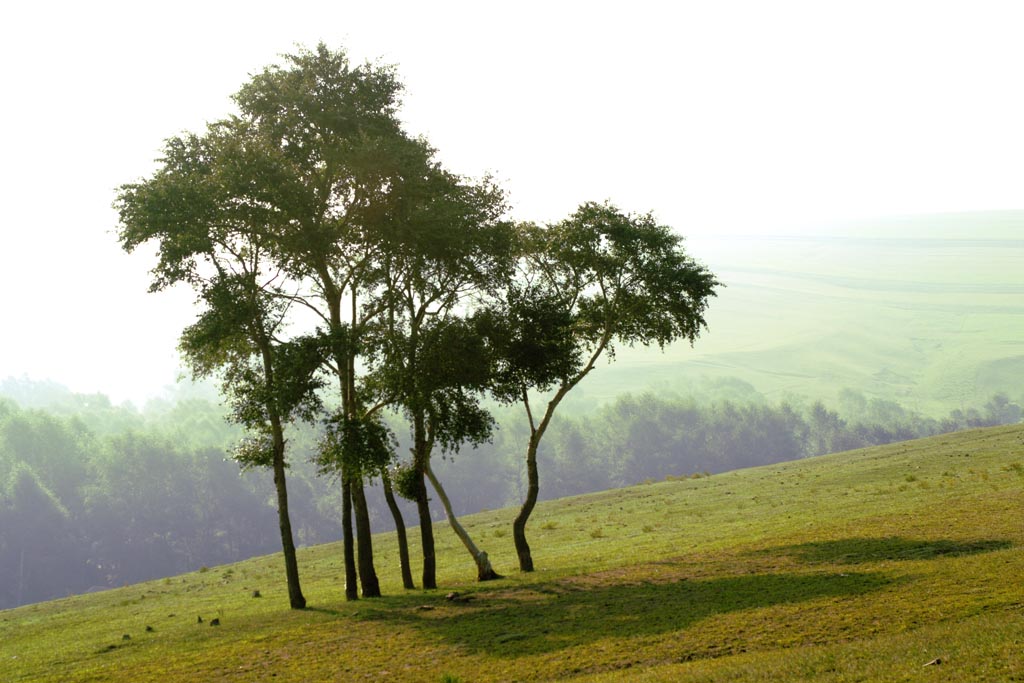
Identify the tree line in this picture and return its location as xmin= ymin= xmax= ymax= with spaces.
xmin=2 ymin=380 xmax=1018 ymax=610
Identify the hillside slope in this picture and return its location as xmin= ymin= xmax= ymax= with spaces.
xmin=585 ymin=212 xmax=1024 ymax=414
xmin=3 ymin=424 xmax=1023 ymax=682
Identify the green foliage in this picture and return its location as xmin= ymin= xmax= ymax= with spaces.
xmin=231 ymin=434 xmax=274 ymax=470
xmin=390 ymin=460 xmax=423 ymax=501
xmin=315 ymin=412 xmax=395 ymax=479
xmin=546 ymin=201 xmax=718 ymax=351
xmin=484 ymin=204 xmax=718 ymax=406
xmin=475 ymin=285 xmax=583 ymax=400
xmin=0 ymin=396 xmax=345 ymax=610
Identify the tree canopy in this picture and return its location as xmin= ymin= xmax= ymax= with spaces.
xmin=113 ymin=42 xmax=723 ymax=599
xmin=481 ymin=202 xmax=720 ymax=571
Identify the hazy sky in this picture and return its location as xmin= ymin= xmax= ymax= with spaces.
xmin=2 ymin=0 xmax=1022 ymax=403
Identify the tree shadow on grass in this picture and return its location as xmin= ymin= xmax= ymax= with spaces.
xmin=761 ymin=537 xmax=1012 ymax=565
xmin=356 ymin=570 xmax=896 ymax=658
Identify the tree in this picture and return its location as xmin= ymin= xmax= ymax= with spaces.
xmin=383 ymin=318 xmax=504 ymax=582
xmin=116 ymin=43 xmax=431 ymax=600
xmin=0 ymin=410 xmax=92 ymax=515
xmin=483 ymin=202 xmax=718 ymax=571
xmin=222 ymin=44 xmax=422 ymax=599
xmin=369 ymin=162 xmax=513 ymax=586
xmin=314 ymin=409 xmax=416 ymax=589
xmin=116 ymin=125 xmax=323 ymax=609
xmin=2 ymin=463 xmax=82 ymax=607
xmin=984 ymin=393 xmax=1022 ymax=425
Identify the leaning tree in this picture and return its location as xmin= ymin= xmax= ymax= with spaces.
xmin=482 ymin=202 xmax=719 ymax=572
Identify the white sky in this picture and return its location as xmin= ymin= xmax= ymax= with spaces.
xmin=2 ymin=0 xmax=1023 ymax=404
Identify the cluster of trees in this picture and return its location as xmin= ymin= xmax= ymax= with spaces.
xmin=114 ymin=44 xmax=717 ymax=606
xmin=1 ymin=380 xmax=1018 ymax=610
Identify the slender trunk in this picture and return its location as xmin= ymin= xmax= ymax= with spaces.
xmin=272 ymin=446 xmax=306 ymax=609
xmin=425 ymin=461 xmax=501 ymax=581
xmin=325 ymin=290 xmax=359 ymax=602
xmin=413 ymin=411 xmax=437 ymax=589
xmin=346 ymin=285 xmax=380 ymax=598
xmin=512 ymin=435 xmax=541 ymax=573
xmin=415 ymin=476 xmax=436 ymax=589
xmin=381 ymin=469 xmax=415 ymax=589
xmin=512 ymin=340 xmax=608 ymax=573
xmin=351 ymin=479 xmax=381 ymax=597
xmin=322 ymin=276 xmax=380 ymax=598
xmin=341 ymin=477 xmax=358 ymax=601
xmin=257 ymin=331 xmax=306 ymax=608
xmin=17 ymin=548 xmax=24 ymax=607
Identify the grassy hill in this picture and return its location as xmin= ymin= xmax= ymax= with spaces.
xmin=4 ymin=423 xmax=1023 ymax=682
xmin=580 ymin=211 xmax=1024 ymax=415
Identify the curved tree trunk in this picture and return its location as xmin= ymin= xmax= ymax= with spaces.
xmin=512 ymin=436 xmax=540 ymax=573
xmin=271 ymin=447 xmax=307 ymax=609
xmin=381 ymin=469 xmax=415 ymax=589
xmin=512 ymin=347 xmax=605 ymax=573
xmin=341 ymin=477 xmax=358 ymax=601
xmin=351 ymin=479 xmax=381 ymax=597
xmin=425 ymin=461 xmax=501 ymax=581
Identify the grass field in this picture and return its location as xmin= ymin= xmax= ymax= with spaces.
xmin=3 ymin=422 xmax=1023 ymax=681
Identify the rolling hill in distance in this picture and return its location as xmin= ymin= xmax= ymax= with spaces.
xmin=2 ymin=210 xmax=1019 ymax=418
xmin=4 ymin=424 xmax=1023 ymax=682
xmin=589 ymin=211 xmax=1024 ymax=415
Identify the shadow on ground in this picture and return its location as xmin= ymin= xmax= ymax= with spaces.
xmin=761 ymin=536 xmax=1012 ymax=565
xmin=356 ymin=569 xmax=896 ymax=658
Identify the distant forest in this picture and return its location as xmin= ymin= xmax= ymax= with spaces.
xmin=0 ymin=377 xmax=1020 ymax=610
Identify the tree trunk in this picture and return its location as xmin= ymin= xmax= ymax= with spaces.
xmin=511 ymin=355 xmax=603 ymax=574
xmin=351 ymin=478 xmax=381 ymax=597
xmin=425 ymin=461 xmax=501 ymax=581
xmin=512 ymin=435 xmax=540 ymax=572
xmin=341 ymin=477 xmax=358 ymax=601
xmin=381 ymin=469 xmax=415 ymax=589
xmin=271 ymin=432 xmax=306 ymax=608
xmin=415 ymin=469 xmax=437 ymax=589
xmin=412 ymin=411 xmax=437 ymax=589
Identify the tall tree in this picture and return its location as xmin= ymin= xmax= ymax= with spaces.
xmin=483 ymin=202 xmax=718 ymax=572
xmin=370 ymin=163 xmax=513 ymax=586
xmin=382 ymin=317 xmax=504 ymax=583
xmin=116 ymin=126 xmax=322 ymax=609
xmin=224 ymin=44 xmax=419 ymax=598
xmin=119 ymin=44 xmax=424 ymax=599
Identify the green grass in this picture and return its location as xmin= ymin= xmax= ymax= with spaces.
xmin=4 ymin=423 xmax=1024 ymax=681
